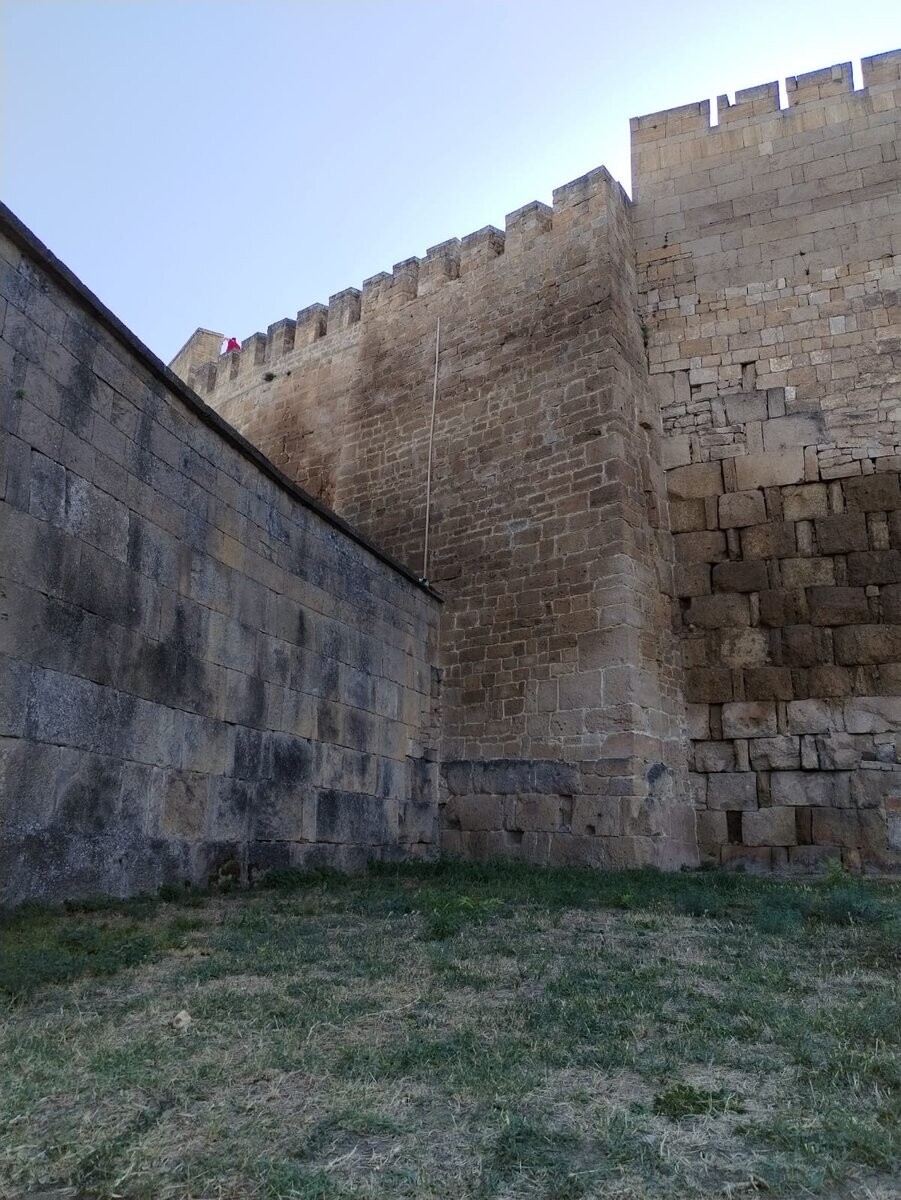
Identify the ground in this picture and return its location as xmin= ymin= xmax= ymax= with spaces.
xmin=1 ymin=862 xmax=900 ymax=1200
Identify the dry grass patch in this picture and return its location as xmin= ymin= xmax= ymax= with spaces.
xmin=1 ymin=861 xmax=900 ymax=1198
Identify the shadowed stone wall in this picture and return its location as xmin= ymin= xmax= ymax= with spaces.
xmin=0 ymin=205 xmax=440 ymax=907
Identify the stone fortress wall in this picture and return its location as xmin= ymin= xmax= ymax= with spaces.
xmin=179 ymin=47 xmax=901 ymax=872
xmin=178 ymin=169 xmax=697 ymax=871
xmin=634 ymin=49 xmax=901 ymax=867
xmin=0 ymin=205 xmax=440 ymax=906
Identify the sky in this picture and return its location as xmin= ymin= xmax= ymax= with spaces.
xmin=1 ymin=0 xmax=899 ymax=364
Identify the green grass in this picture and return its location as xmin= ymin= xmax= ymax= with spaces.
xmin=1 ymin=861 xmax=899 ymax=1198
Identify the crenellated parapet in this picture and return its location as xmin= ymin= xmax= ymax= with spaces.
xmin=631 ymin=49 xmax=901 ymax=292
xmin=175 ymin=166 xmax=624 ymax=399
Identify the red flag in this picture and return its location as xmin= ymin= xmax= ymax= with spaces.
xmin=224 ymin=336 xmax=241 ymax=353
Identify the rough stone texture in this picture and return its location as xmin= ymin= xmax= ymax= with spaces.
xmin=0 ymin=212 xmax=441 ymax=906
xmin=635 ymin=49 xmax=901 ymax=870
xmin=180 ymin=169 xmax=696 ymax=870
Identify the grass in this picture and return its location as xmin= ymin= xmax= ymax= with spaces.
xmin=0 ymin=861 xmax=899 ymax=1199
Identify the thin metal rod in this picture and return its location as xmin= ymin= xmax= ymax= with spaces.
xmin=422 ymin=317 xmax=441 ymax=580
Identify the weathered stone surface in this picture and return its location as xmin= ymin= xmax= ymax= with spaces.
xmin=844 ymin=474 xmax=901 ymax=512
xmin=668 ymin=462 xmax=724 ymax=500
xmin=706 ymin=772 xmax=758 ymax=810
xmin=786 ymin=699 xmax=841 ymax=735
xmin=684 ymin=594 xmax=750 ymax=628
xmin=807 ymin=587 xmax=869 ymax=626
xmin=722 ymin=702 xmax=777 ymax=739
xmin=834 ymin=625 xmax=901 ymax=666
xmin=712 ymin=561 xmax=768 ymax=593
xmin=749 ymin=736 xmax=801 ymax=771
xmin=742 ymin=807 xmax=797 ymax=846
xmin=734 ymin=450 xmax=805 ymax=490
xmin=815 ymin=514 xmax=869 ymax=555
xmin=844 ymin=697 xmax=901 ymax=734
xmin=693 ymin=740 xmax=737 ymax=773
xmin=718 ymin=490 xmax=766 ymax=529
xmin=740 ymin=522 xmax=797 ymax=560
xmin=771 ymin=771 xmax=851 ymax=807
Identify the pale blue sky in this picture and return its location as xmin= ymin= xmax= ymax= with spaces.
xmin=2 ymin=0 xmax=898 ymax=362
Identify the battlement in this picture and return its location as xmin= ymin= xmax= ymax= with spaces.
xmin=631 ymin=49 xmax=901 ymax=204
xmin=177 ymin=166 xmax=624 ymax=396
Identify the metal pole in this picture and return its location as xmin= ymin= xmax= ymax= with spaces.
xmin=422 ymin=318 xmax=440 ymax=580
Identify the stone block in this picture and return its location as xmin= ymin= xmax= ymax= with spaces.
xmin=685 ymin=703 xmax=710 ymax=740
xmin=684 ymin=594 xmax=749 ymax=628
xmin=719 ymin=628 xmax=770 ymax=668
xmin=762 ymin=413 xmax=825 ymax=450
xmin=770 ymin=771 xmax=851 ymax=807
xmin=847 ymin=551 xmax=901 ymax=586
xmin=812 ymin=808 xmax=886 ymax=850
xmin=743 ymin=667 xmax=795 ymax=701
xmin=669 ymin=499 xmax=707 ymax=532
xmin=844 ymin=697 xmax=901 ymax=734
xmin=722 ymin=702 xmax=777 ymax=738
xmin=742 ymin=807 xmax=797 ymax=846
xmin=667 ymin=461 xmax=724 ymax=500
xmin=720 ymin=845 xmax=773 ymax=871
xmin=786 ymin=699 xmax=840 ymax=734
xmin=881 ymin=585 xmax=901 ymax=623
xmin=815 ymin=513 xmax=869 ymax=554
xmin=850 ymin=767 xmax=901 ymax=810
xmin=782 ymin=484 xmax=829 ymax=521
xmin=697 ymin=809 xmax=727 ymax=850
xmin=807 ymin=586 xmax=869 ymax=626
xmin=749 ymin=736 xmax=801 ymax=770
xmin=674 ymin=530 xmax=727 ymax=564
xmin=712 ymin=561 xmax=768 ymax=592
xmin=160 ymin=769 xmax=210 ymax=839
xmin=758 ymin=590 xmax=805 ymax=627
xmin=706 ymin=772 xmax=758 ymax=811
xmin=735 ymin=450 xmax=805 ymax=490
xmin=833 ymin=624 xmax=901 ymax=666
xmin=741 ymin=522 xmax=797 ymax=559
xmin=843 ymin=474 xmax=901 ymax=512
xmin=718 ymin=490 xmax=766 ymax=529
xmin=685 ymin=668 xmax=733 ymax=703
xmin=693 ymin=740 xmax=736 ymax=772
xmin=815 ymin=733 xmax=863 ymax=770
xmin=780 ymin=558 xmax=835 ymax=588
xmin=780 ymin=625 xmax=831 ymax=668
xmin=674 ymin=563 xmax=712 ymax=596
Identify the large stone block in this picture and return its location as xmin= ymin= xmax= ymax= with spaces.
xmin=807 ymin=587 xmax=869 ymax=626
xmin=843 ymin=474 xmax=901 ymax=512
xmin=667 ymin=461 xmax=724 ymax=500
xmin=693 ymin=740 xmax=737 ymax=772
xmin=684 ymin=594 xmax=750 ymax=628
xmin=786 ymin=699 xmax=841 ymax=735
xmin=844 ymin=697 xmax=901 ymax=733
xmin=735 ymin=450 xmax=805 ymax=490
xmin=850 ymin=767 xmax=901 ymax=809
xmin=782 ymin=484 xmax=829 ymax=521
xmin=741 ymin=522 xmax=797 ymax=559
xmin=712 ymin=561 xmax=768 ymax=593
xmin=742 ymin=807 xmax=797 ymax=847
xmin=722 ymin=702 xmax=777 ymax=738
xmin=674 ymin=530 xmax=727 ymax=564
xmin=706 ymin=772 xmax=758 ymax=811
xmin=718 ymin=490 xmax=765 ymax=529
xmin=833 ymin=624 xmax=901 ymax=666
xmin=749 ymin=736 xmax=801 ymax=770
xmin=770 ymin=771 xmax=851 ymax=807
xmin=812 ymin=808 xmax=886 ymax=850
xmin=762 ymin=414 xmax=825 ymax=451
xmin=847 ymin=551 xmax=901 ymax=586
xmin=815 ymin=514 xmax=869 ymax=555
